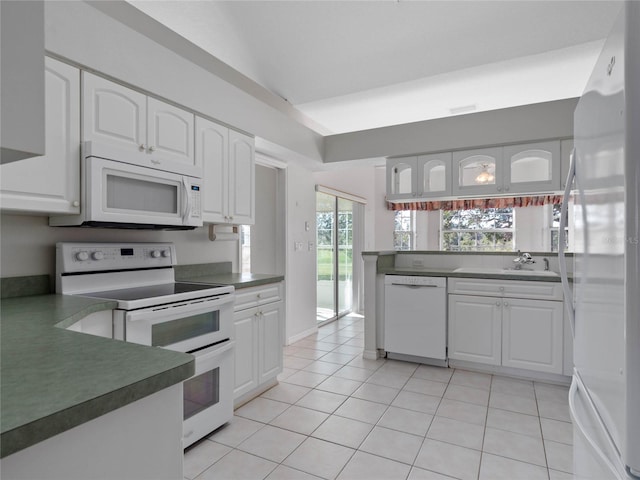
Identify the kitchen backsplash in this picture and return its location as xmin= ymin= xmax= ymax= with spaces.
xmin=1 ymin=275 xmax=50 ymax=298
xmin=391 ymin=250 xmax=573 ymax=274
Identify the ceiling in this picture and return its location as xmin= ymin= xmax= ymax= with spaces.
xmin=128 ymin=1 xmax=622 ymax=135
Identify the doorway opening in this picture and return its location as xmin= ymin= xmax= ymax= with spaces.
xmin=316 ymin=189 xmax=364 ymax=325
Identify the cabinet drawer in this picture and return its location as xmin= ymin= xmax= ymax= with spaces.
xmin=448 ymin=278 xmax=562 ymax=300
xmin=234 ymin=283 xmax=282 ymax=312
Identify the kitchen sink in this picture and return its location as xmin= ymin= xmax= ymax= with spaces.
xmin=453 ymin=267 xmax=559 ymax=277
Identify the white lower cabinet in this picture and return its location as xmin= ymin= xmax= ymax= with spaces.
xmin=233 ymin=283 xmax=283 ymax=403
xmin=1 ymin=384 xmax=183 ymax=480
xmin=501 ymin=298 xmax=563 ymax=374
xmin=448 ymin=278 xmax=564 ymax=375
xmin=448 ymin=294 xmax=501 ymax=366
xmin=233 ymin=310 xmax=259 ymax=397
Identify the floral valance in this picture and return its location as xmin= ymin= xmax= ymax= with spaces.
xmin=386 ymin=195 xmax=564 ymax=211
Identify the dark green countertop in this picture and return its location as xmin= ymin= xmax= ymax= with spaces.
xmin=0 ymin=294 xmax=195 ymax=458
xmin=379 ymin=266 xmax=564 ymax=283
xmin=179 ymin=272 xmax=285 ymax=289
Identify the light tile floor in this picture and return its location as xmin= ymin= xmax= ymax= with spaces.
xmin=185 ymin=314 xmax=574 ymax=480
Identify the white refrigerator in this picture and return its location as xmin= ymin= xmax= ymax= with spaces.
xmin=560 ymin=2 xmax=640 ymax=479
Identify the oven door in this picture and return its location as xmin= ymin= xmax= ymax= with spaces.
xmin=85 ymin=154 xmax=202 ymax=227
xmin=183 ymin=340 xmax=234 ymax=448
xmin=121 ymin=295 xmax=233 ymax=351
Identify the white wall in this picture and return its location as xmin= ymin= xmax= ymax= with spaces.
xmin=285 ymin=164 xmax=318 ymax=342
xmin=313 ymin=165 xmax=376 ymax=248
xmin=251 ymin=165 xmax=278 ymax=274
xmin=374 ymin=167 xmax=396 ymax=251
xmin=0 ymin=214 xmax=237 ymax=281
xmin=324 ymin=98 xmax=577 ymax=162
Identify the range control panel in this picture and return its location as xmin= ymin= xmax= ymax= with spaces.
xmin=56 ymin=242 xmax=177 ymax=273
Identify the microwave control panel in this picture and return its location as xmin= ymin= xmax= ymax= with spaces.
xmin=189 ymin=184 xmax=202 ymax=219
xmin=56 ymin=242 xmax=177 ymax=273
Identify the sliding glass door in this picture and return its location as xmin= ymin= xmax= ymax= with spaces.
xmin=316 ymin=192 xmax=354 ymax=323
xmin=337 ymin=198 xmax=353 ymax=316
xmin=316 ymin=192 xmax=336 ymax=322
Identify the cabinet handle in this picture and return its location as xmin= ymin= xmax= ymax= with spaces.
xmin=497 ymin=186 xmax=503 ymax=192
xmin=257 ymin=293 xmax=262 ymax=299
xmin=139 ymin=144 xmax=146 ymax=151
xmin=504 ymin=301 xmax=509 ymax=307
xmin=72 ymin=201 xmax=79 ymax=207
xmin=505 ymin=186 xmax=510 ymax=192
xmin=147 ymin=146 xmax=155 ymax=153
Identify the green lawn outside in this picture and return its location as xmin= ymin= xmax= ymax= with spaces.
xmin=317 ymin=247 xmax=352 ymax=281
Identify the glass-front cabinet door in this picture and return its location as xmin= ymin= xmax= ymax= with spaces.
xmin=417 ymin=152 xmax=452 ymax=198
xmin=503 ymin=141 xmax=560 ymax=194
xmin=386 ymin=157 xmax=417 ymax=200
xmin=452 ymin=147 xmax=502 ymax=196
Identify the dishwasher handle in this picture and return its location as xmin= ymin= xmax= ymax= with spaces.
xmin=389 ymin=283 xmax=440 ymax=288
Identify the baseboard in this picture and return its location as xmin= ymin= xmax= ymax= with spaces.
xmin=363 ymin=349 xmax=379 ymax=360
xmin=233 ymin=377 xmax=279 ymax=409
xmin=448 ymin=359 xmax=571 ymax=385
xmin=386 ymin=352 xmax=448 ymax=368
xmin=287 ymin=326 xmax=318 ymax=345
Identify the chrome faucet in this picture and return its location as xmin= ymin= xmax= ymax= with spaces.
xmin=513 ymin=250 xmax=535 ymax=270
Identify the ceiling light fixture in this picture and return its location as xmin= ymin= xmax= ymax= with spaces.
xmin=475 ymin=164 xmax=495 ymax=184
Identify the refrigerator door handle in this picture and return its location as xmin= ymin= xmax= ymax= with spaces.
xmin=559 ymin=147 xmax=576 ymax=337
xmin=569 ymin=375 xmax=622 ymax=478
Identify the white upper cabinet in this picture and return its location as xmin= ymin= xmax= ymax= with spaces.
xmin=503 ymin=141 xmax=560 ymax=194
xmin=82 ymin=73 xmax=146 ymax=161
xmin=418 ymin=152 xmax=452 ymax=198
xmin=146 ymin=97 xmax=196 ymax=174
xmin=197 ymin=117 xmax=228 ymax=223
xmin=196 ymin=117 xmax=255 ymax=225
xmin=452 ymin=141 xmax=562 ymax=197
xmin=386 ymin=157 xmax=417 ymax=200
xmin=228 ymin=130 xmax=255 ymax=225
xmin=387 ymin=152 xmax=452 ymax=200
xmin=1 ymin=57 xmax=80 ymax=214
xmin=83 ymin=73 xmax=198 ymax=177
xmin=453 ymin=147 xmax=503 ymax=196
xmin=0 ymin=1 xmax=45 ymax=164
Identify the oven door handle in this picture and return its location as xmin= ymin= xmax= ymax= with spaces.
xmin=125 ymin=295 xmax=234 ymax=325
xmin=191 ymin=340 xmax=235 ymax=375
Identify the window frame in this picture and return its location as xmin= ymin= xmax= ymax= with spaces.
xmin=440 ymin=207 xmax=515 ymax=252
xmin=393 ymin=210 xmax=416 ymax=251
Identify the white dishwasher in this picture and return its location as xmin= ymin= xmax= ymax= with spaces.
xmin=384 ymin=275 xmax=447 ymax=363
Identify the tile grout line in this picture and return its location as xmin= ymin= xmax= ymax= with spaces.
xmin=190 ymin=316 xmax=573 ymax=480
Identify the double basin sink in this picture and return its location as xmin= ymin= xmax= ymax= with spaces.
xmin=453 ymin=267 xmax=559 ymax=277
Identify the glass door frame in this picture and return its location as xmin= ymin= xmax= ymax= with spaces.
xmin=316 ymin=188 xmax=363 ymax=326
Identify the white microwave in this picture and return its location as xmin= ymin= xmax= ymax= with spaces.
xmin=50 ymin=142 xmax=203 ymax=229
